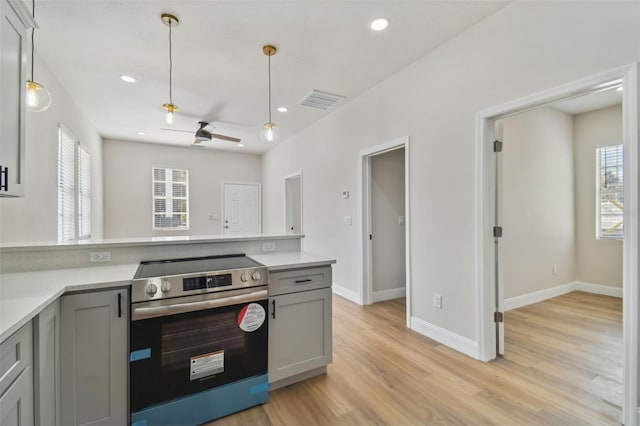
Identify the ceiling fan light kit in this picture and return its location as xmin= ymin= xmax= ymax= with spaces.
xmin=161 ymin=13 xmax=179 ymax=124
xmin=26 ymin=0 xmax=51 ymax=112
xmin=260 ymin=44 xmax=279 ymax=142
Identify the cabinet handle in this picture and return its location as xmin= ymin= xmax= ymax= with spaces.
xmin=294 ymin=279 xmax=312 ymax=284
xmin=118 ymin=293 xmax=122 ymax=318
xmin=271 ymin=299 xmax=276 ymax=319
xmin=0 ymin=166 xmax=8 ymax=191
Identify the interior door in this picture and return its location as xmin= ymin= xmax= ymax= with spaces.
xmin=284 ymin=173 xmax=302 ymax=234
xmin=494 ymin=121 xmax=505 ymax=356
xmin=223 ymin=183 xmax=261 ymax=235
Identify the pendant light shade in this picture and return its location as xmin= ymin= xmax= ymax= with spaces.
xmin=161 ymin=13 xmax=179 ymax=124
xmin=260 ymin=45 xmax=278 ymax=142
xmin=26 ymin=0 xmax=51 ymax=113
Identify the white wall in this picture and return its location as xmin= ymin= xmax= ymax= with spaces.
xmin=262 ymin=1 xmax=640 ymax=341
xmin=574 ymin=104 xmax=623 ymax=287
xmin=500 ymin=107 xmax=576 ymax=299
xmin=102 ymin=139 xmax=261 ymax=238
xmin=371 ymin=148 xmax=405 ymax=294
xmin=0 ymin=54 xmax=103 ymax=243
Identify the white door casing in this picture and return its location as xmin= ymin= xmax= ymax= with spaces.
xmin=222 ymin=182 xmax=261 ymax=235
xmin=475 ymin=64 xmax=639 ymax=426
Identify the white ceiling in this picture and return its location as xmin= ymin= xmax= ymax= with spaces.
xmin=551 ymin=87 xmax=622 ymax=115
xmin=34 ymin=0 xmax=508 ymax=154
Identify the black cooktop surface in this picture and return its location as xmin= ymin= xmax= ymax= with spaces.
xmin=134 ymin=254 xmax=263 ymax=279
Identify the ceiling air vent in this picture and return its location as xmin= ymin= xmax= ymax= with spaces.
xmin=299 ymin=90 xmax=346 ymax=111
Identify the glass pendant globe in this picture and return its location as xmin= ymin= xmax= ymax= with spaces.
xmin=260 ymin=122 xmax=279 ymax=142
xmin=26 ymin=80 xmax=51 ymax=112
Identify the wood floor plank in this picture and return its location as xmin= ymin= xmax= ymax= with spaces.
xmin=209 ymin=291 xmax=622 ymax=425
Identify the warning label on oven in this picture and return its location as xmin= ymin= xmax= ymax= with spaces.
xmin=237 ymin=303 xmax=266 ymax=332
xmin=190 ymin=350 xmax=224 ymax=381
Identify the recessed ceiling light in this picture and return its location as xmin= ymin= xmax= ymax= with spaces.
xmin=237 ymin=143 xmax=244 ymax=147
xmin=616 ymin=86 xmax=623 ymax=92
xmin=370 ymin=18 xmax=389 ymax=31
xmin=277 ymin=106 xmax=288 ymax=112
xmin=136 ymin=131 xmax=146 ymax=136
xmin=120 ymin=75 xmax=137 ymax=83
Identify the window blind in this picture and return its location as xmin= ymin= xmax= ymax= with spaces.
xmin=78 ymin=147 xmax=91 ymax=239
xmin=152 ymin=167 xmax=189 ymax=229
xmin=57 ymin=127 xmax=76 ymax=241
xmin=596 ymin=144 xmax=624 ymax=239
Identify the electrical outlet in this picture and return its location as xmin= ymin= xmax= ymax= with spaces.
xmin=433 ymin=293 xmax=442 ymax=309
xmin=344 ymin=216 xmax=352 ymax=226
xmin=262 ymin=242 xmax=276 ymax=252
xmin=90 ymin=251 xmax=112 ymax=262
xmin=553 ymin=264 xmax=558 ymax=275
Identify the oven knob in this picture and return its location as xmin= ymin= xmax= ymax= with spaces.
xmin=240 ymin=272 xmax=249 ymax=282
xmin=252 ymin=271 xmax=261 ymax=281
xmin=161 ymin=279 xmax=172 ymax=293
xmin=146 ymin=282 xmax=158 ymax=296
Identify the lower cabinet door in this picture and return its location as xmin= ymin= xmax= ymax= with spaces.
xmin=0 ymin=371 xmax=34 ymax=426
xmin=269 ymin=288 xmax=332 ymax=383
xmin=60 ymin=289 xmax=128 ymax=426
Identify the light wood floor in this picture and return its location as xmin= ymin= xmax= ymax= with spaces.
xmin=211 ymin=291 xmax=622 ymax=425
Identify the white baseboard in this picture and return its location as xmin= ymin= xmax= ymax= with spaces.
xmin=372 ymin=287 xmax=406 ymax=303
xmin=574 ymin=281 xmax=623 ymax=298
xmin=505 ymin=281 xmax=622 ymax=311
xmin=410 ymin=316 xmax=478 ymax=359
xmin=332 ymin=284 xmax=361 ymax=305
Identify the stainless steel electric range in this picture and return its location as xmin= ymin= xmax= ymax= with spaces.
xmin=129 ymin=254 xmax=269 ymax=426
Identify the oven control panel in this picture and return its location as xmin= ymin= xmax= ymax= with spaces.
xmin=183 ymin=274 xmax=232 ymax=291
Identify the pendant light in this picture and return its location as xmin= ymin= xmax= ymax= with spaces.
xmin=25 ymin=0 xmax=51 ymax=112
xmin=260 ymin=45 xmax=279 ymax=142
xmin=161 ymin=13 xmax=179 ymax=124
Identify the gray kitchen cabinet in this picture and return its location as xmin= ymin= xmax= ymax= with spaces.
xmin=268 ymin=266 xmax=332 ymax=388
xmin=60 ymin=288 xmax=128 ymax=426
xmin=0 ymin=322 xmax=34 ymax=426
xmin=34 ymin=299 xmax=60 ymax=426
xmin=0 ymin=0 xmax=35 ymax=197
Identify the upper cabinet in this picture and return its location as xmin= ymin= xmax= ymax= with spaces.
xmin=0 ymin=0 xmax=36 ymax=197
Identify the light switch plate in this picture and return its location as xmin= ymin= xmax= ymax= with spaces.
xmin=262 ymin=242 xmax=276 ymax=252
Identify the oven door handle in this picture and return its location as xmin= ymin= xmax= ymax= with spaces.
xmin=132 ymin=289 xmax=268 ymax=321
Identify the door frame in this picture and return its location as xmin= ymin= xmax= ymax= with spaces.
xmin=359 ymin=136 xmax=411 ymax=327
xmin=475 ymin=64 xmax=638 ymax=426
xmin=221 ymin=181 xmax=262 ymax=235
xmin=283 ymin=170 xmax=303 ymax=235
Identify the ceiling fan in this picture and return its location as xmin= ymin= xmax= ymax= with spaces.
xmin=161 ymin=121 xmax=241 ymax=145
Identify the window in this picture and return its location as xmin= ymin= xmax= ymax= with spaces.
xmin=57 ymin=125 xmax=91 ymax=241
xmin=152 ymin=167 xmax=189 ymax=230
xmin=596 ymin=144 xmax=623 ymax=239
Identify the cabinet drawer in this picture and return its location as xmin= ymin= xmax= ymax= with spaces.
xmin=268 ymin=266 xmax=332 ymax=296
xmin=0 ymin=322 xmax=32 ymax=396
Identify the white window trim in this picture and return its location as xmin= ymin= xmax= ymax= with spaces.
xmin=152 ymin=167 xmax=190 ymax=231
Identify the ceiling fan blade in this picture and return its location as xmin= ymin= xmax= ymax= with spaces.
xmin=161 ymin=128 xmax=193 ymax=134
xmin=211 ymin=133 xmax=241 ymax=143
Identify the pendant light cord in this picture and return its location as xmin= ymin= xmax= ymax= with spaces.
xmin=268 ymin=53 xmax=272 ymax=124
xmin=168 ymin=18 xmax=173 ymax=105
xmin=30 ymin=0 xmax=35 ymax=81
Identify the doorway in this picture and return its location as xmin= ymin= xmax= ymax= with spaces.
xmin=222 ymin=182 xmax=261 ymax=235
xmin=360 ymin=137 xmax=411 ymax=327
xmin=284 ymin=171 xmax=302 ymax=235
xmin=476 ymin=64 xmax=638 ymax=426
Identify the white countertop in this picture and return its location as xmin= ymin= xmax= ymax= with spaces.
xmin=249 ymin=252 xmax=336 ymax=271
xmin=0 ymin=251 xmax=334 ymax=342
xmin=0 ymin=233 xmax=303 ymax=251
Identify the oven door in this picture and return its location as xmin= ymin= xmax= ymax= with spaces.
xmin=129 ymin=288 xmax=268 ymax=413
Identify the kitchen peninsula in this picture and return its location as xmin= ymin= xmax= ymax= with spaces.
xmin=0 ymin=233 xmax=335 ymax=426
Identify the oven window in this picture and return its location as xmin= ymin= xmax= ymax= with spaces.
xmin=130 ymin=299 xmax=268 ymax=412
xmin=161 ymin=312 xmax=246 ymax=371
